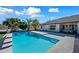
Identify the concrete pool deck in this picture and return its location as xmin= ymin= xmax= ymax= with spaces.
xmin=0 ymin=33 xmax=12 ymax=53
xmin=32 ymin=31 xmax=75 ymax=53
xmin=48 ymin=36 xmax=75 ymax=53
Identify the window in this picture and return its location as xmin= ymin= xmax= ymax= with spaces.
xmin=50 ymin=25 xmax=56 ymax=30
xmin=65 ymin=25 xmax=68 ymax=27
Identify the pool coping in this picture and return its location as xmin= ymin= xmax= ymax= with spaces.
xmin=31 ymin=31 xmax=64 ymax=40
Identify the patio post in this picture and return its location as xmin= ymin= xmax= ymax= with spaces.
xmin=77 ymin=22 xmax=79 ymax=34
xmin=56 ymin=24 xmax=60 ymax=32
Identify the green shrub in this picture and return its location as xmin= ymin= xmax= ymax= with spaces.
xmin=0 ymin=31 xmax=6 ymax=34
xmin=19 ymin=24 xmax=27 ymax=30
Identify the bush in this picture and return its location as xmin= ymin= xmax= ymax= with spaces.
xmin=0 ymin=31 xmax=7 ymax=34
xmin=19 ymin=24 xmax=27 ymax=30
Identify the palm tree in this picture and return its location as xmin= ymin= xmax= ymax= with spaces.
xmin=3 ymin=18 xmax=21 ymax=31
xmin=26 ymin=19 xmax=32 ymax=31
xmin=32 ymin=19 xmax=40 ymax=30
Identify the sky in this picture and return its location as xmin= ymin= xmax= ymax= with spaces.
xmin=0 ymin=6 xmax=79 ymax=24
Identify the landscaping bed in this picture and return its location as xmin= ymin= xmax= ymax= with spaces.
xmin=0 ymin=31 xmax=6 ymax=38
xmin=0 ymin=31 xmax=6 ymax=49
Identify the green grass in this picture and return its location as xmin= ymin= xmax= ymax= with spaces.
xmin=0 ymin=32 xmax=6 ymax=39
xmin=0 ymin=32 xmax=6 ymax=48
xmin=0 ymin=34 xmax=4 ymax=37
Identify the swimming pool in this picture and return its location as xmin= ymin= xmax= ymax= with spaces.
xmin=12 ymin=31 xmax=59 ymax=53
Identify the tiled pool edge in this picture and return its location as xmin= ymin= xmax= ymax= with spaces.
xmin=48 ymin=36 xmax=75 ymax=53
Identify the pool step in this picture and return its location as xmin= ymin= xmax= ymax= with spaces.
xmin=4 ymin=38 xmax=12 ymax=43
xmin=0 ymin=33 xmax=12 ymax=52
xmin=1 ymin=37 xmax=12 ymax=50
xmin=2 ymin=42 xmax=12 ymax=48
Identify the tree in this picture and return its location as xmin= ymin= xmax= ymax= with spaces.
xmin=32 ymin=19 xmax=40 ymax=30
xmin=19 ymin=21 xmax=27 ymax=30
xmin=3 ymin=18 xmax=21 ymax=31
xmin=26 ymin=19 xmax=32 ymax=31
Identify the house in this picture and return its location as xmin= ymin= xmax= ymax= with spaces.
xmin=40 ymin=14 xmax=79 ymax=34
xmin=0 ymin=25 xmax=8 ymax=32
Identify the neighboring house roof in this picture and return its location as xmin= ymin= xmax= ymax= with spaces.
xmin=0 ymin=25 xmax=8 ymax=30
xmin=43 ymin=14 xmax=79 ymax=25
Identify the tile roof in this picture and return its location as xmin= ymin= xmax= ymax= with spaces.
xmin=43 ymin=14 xmax=79 ymax=25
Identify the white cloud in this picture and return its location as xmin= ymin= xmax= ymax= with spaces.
xmin=15 ymin=7 xmax=41 ymax=17
xmin=16 ymin=7 xmax=43 ymax=18
xmin=26 ymin=7 xmax=41 ymax=15
xmin=0 ymin=7 xmax=14 ymax=18
xmin=26 ymin=7 xmax=43 ymax=18
xmin=0 ymin=7 xmax=44 ymax=18
xmin=31 ymin=14 xmax=45 ymax=18
xmin=0 ymin=7 xmax=14 ymax=13
xmin=15 ymin=11 xmax=23 ymax=16
xmin=48 ymin=8 xmax=59 ymax=13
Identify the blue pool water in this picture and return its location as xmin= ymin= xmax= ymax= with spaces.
xmin=13 ymin=31 xmax=59 ymax=53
